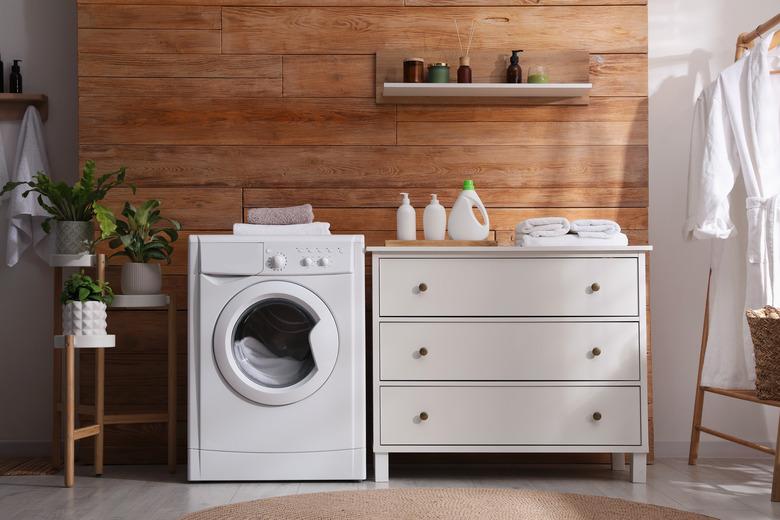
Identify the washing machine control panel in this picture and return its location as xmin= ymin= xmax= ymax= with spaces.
xmin=262 ymin=242 xmax=353 ymax=275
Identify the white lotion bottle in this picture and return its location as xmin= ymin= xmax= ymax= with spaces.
xmin=396 ymin=192 xmax=416 ymax=241
xmin=423 ymin=194 xmax=446 ymax=240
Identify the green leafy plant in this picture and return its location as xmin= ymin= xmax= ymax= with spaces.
xmin=0 ymin=160 xmax=134 ymax=233
xmin=94 ymin=199 xmax=181 ymax=264
xmin=61 ymin=272 xmax=114 ymax=305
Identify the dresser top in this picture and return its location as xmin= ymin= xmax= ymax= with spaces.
xmin=368 ymin=246 xmax=652 ymax=254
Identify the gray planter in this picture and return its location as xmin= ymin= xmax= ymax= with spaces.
xmin=121 ymin=262 xmax=162 ymax=295
xmin=54 ymin=220 xmax=94 ymax=255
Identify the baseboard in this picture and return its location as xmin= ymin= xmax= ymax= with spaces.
xmin=4 ymin=440 xmax=772 ymax=462
xmin=0 ymin=441 xmax=50 ymax=458
xmin=655 ymin=440 xmax=776 ymax=459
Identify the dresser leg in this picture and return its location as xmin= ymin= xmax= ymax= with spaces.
xmin=374 ymin=453 xmax=389 ymax=482
xmin=630 ymin=453 xmax=646 ymax=483
xmin=611 ymin=453 xmax=626 ymax=471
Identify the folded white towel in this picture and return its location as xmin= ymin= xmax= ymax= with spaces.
xmin=516 ymin=217 xmax=571 ymax=237
xmin=5 ymin=106 xmax=52 ymax=266
xmin=233 ymin=222 xmax=331 ymax=236
xmin=516 ymin=233 xmax=629 ymax=247
xmin=570 ymin=219 xmax=621 ymax=238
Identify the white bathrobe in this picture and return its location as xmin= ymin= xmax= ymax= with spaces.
xmin=686 ymin=32 xmax=780 ymax=388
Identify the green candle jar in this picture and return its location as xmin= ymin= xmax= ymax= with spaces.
xmin=527 ymin=65 xmax=550 ymax=84
xmin=427 ymin=62 xmax=450 ymax=83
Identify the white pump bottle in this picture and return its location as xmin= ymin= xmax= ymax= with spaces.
xmin=423 ymin=194 xmax=446 ymax=240
xmin=396 ymin=192 xmax=416 ymax=241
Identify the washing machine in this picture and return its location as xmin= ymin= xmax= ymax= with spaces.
xmin=188 ymin=234 xmax=366 ymax=481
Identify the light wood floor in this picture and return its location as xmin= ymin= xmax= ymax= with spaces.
xmin=1 ymin=459 xmax=778 ymax=520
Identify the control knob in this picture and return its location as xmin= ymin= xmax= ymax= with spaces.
xmin=301 ymin=257 xmax=314 ymax=267
xmin=318 ymin=257 xmax=331 ymax=267
xmin=269 ymin=254 xmax=287 ymax=270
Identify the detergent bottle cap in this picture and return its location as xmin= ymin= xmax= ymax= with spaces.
xmin=462 ymin=180 xmax=475 ymax=190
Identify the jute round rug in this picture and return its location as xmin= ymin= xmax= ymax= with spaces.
xmin=180 ymin=488 xmax=715 ymax=520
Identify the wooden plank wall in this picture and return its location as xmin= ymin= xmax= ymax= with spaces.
xmin=76 ymin=0 xmax=649 ymax=465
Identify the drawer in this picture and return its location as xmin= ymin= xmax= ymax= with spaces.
xmin=380 ymin=386 xmax=641 ymax=446
xmin=379 ymin=322 xmax=640 ymax=381
xmin=378 ymin=258 xmax=638 ymax=317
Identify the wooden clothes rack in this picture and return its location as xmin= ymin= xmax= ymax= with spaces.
xmin=688 ymin=13 xmax=780 ymax=502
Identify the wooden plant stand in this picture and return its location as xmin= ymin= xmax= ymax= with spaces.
xmin=54 ymin=333 xmax=116 ymax=487
xmin=51 ymin=254 xmax=178 ymax=482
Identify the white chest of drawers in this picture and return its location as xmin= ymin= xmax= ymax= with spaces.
xmin=369 ymin=246 xmax=651 ymax=483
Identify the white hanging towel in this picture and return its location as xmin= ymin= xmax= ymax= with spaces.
xmin=5 ymin=106 xmax=52 ymax=266
xmin=0 ymin=133 xmax=9 ymax=204
xmin=685 ymin=31 xmax=780 ymax=389
xmin=233 ymin=222 xmax=331 ymax=236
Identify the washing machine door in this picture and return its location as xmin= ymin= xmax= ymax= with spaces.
xmin=213 ymin=281 xmax=338 ymax=406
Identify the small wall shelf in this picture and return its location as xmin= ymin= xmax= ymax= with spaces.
xmin=376 ymin=50 xmax=591 ymax=106
xmin=0 ymin=93 xmax=48 ymax=121
xmin=383 ymin=82 xmax=592 ymax=99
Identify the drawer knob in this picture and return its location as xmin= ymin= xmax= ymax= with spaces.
xmin=419 ymin=411 xmax=429 ymax=421
xmin=590 ymin=282 xmax=601 ymax=292
xmin=418 ymin=347 xmax=429 ymax=357
xmin=592 ymin=411 xmax=602 ymax=421
xmin=591 ymin=347 xmax=602 ymax=357
xmin=418 ymin=282 xmax=428 ymax=293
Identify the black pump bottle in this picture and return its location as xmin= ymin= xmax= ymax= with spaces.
xmin=507 ymin=50 xmax=523 ymax=83
xmin=10 ymin=59 xmax=22 ymax=94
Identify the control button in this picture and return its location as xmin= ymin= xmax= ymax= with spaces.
xmin=318 ymin=257 xmax=331 ymax=267
xmin=269 ymin=254 xmax=287 ymax=270
xmin=301 ymin=257 xmax=314 ymax=267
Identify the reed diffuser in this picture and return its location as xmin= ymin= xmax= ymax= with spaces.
xmin=454 ymin=19 xmax=476 ymax=83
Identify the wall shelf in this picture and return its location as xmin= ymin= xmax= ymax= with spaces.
xmin=383 ymin=82 xmax=592 ymax=99
xmin=0 ymin=93 xmax=48 ymax=121
xmin=376 ymin=50 xmax=591 ymax=105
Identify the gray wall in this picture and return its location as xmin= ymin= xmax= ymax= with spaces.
xmin=0 ymin=0 xmax=77 ymax=454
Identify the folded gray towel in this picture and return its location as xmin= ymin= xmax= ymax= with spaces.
xmin=247 ymin=204 xmax=314 ymax=225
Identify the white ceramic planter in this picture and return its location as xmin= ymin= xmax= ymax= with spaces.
xmin=121 ymin=262 xmax=162 ymax=295
xmin=54 ymin=220 xmax=94 ymax=255
xmin=62 ymin=301 xmax=107 ymax=336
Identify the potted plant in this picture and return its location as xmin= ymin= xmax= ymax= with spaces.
xmin=0 ymin=160 xmax=133 ymax=255
xmin=94 ymin=199 xmax=181 ymax=295
xmin=61 ymin=272 xmax=114 ymax=336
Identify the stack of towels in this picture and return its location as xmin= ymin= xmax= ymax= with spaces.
xmin=233 ymin=204 xmax=331 ymax=235
xmin=515 ymin=217 xmax=628 ymax=246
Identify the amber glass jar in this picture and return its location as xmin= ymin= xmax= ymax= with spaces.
xmin=403 ymin=58 xmax=425 ymax=83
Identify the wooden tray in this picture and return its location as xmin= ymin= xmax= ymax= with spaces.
xmin=385 ymin=240 xmax=498 ymax=247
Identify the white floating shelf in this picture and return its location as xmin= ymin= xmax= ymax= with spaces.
xmin=110 ymin=294 xmax=170 ymax=309
xmin=383 ymin=82 xmax=592 ymax=98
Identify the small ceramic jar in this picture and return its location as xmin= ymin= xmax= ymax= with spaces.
xmin=427 ymin=62 xmax=450 ymax=83
xmin=403 ymin=58 xmax=424 ymax=83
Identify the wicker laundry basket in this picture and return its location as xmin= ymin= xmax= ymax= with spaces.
xmin=746 ymin=306 xmax=780 ymax=401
